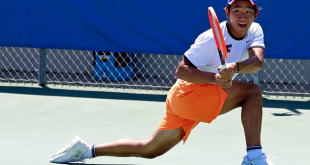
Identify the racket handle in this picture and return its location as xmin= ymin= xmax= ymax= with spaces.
xmin=221 ymin=64 xmax=226 ymax=70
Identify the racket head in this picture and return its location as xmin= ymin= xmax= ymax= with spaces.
xmin=208 ymin=7 xmax=227 ymax=59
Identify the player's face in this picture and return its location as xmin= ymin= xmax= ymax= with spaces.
xmin=226 ymin=0 xmax=256 ymax=38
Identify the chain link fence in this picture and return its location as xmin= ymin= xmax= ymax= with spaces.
xmin=0 ymin=47 xmax=309 ymax=97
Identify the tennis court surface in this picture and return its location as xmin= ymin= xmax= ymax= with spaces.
xmin=0 ymin=84 xmax=309 ymax=165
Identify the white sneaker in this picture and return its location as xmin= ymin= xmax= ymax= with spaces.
xmin=50 ymin=136 xmax=89 ymax=163
xmin=241 ymin=153 xmax=276 ymax=165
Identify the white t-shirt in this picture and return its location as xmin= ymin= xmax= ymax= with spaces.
xmin=184 ymin=21 xmax=265 ymax=80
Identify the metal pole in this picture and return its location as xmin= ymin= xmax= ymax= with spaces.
xmin=39 ymin=48 xmax=46 ymax=86
xmin=254 ymin=70 xmax=261 ymax=87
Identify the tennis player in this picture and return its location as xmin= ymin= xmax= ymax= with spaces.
xmin=50 ymin=0 xmax=274 ymax=164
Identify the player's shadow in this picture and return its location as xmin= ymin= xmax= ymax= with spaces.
xmin=263 ymin=98 xmax=310 ymax=116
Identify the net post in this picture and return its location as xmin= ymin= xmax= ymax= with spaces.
xmin=39 ymin=48 xmax=46 ymax=86
xmin=254 ymin=70 xmax=261 ymax=87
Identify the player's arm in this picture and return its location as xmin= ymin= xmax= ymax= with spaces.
xmin=175 ymin=57 xmax=232 ymax=88
xmin=218 ymin=47 xmax=264 ymax=81
xmin=237 ymin=47 xmax=264 ymax=73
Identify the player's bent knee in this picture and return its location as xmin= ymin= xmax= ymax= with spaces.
xmin=140 ymin=149 xmax=165 ymax=159
xmin=139 ymin=142 xmax=168 ymax=159
xmin=247 ymin=83 xmax=262 ymax=97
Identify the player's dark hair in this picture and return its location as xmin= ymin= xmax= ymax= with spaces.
xmin=224 ymin=4 xmax=262 ymax=14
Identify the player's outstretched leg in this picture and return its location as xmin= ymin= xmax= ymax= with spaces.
xmin=50 ymin=127 xmax=185 ymax=163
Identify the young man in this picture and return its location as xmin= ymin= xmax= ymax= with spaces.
xmin=50 ymin=0 xmax=275 ymax=164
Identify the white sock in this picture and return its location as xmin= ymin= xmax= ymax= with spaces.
xmin=81 ymin=144 xmax=94 ymax=160
xmin=247 ymin=145 xmax=262 ymax=160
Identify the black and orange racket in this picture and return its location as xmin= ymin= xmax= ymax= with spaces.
xmin=208 ymin=7 xmax=227 ymax=70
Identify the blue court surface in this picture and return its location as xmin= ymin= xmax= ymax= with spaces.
xmin=0 ymin=84 xmax=309 ymax=165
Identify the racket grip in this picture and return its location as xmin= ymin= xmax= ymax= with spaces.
xmin=221 ymin=64 xmax=226 ymax=70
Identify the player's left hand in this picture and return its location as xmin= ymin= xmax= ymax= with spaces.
xmin=217 ymin=62 xmax=238 ymax=81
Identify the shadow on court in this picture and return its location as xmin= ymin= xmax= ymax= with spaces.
xmin=263 ymin=98 xmax=310 ymax=116
xmin=68 ymin=164 xmax=139 ymax=165
xmin=0 ymin=86 xmax=166 ymax=102
xmin=0 ymin=85 xmax=309 ymax=116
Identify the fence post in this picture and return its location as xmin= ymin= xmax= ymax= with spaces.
xmin=39 ymin=48 xmax=46 ymax=86
xmin=254 ymin=70 xmax=261 ymax=87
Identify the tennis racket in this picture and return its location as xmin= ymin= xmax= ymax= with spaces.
xmin=208 ymin=7 xmax=227 ymax=70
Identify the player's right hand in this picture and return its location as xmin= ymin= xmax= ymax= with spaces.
xmin=215 ymin=73 xmax=232 ymax=88
xmin=217 ymin=62 xmax=237 ymax=82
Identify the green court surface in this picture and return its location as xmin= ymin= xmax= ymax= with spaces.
xmin=0 ymin=85 xmax=309 ymax=165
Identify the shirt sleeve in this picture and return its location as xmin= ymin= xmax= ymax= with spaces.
xmin=184 ymin=31 xmax=215 ymax=67
xmin=249 ymin=24 xmax=265 ymax=50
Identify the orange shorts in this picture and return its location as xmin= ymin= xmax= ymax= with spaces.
xmin=157 ymin=80 xmax=227 ymax=142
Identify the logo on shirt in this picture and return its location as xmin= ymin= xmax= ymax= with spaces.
xmin=226 ymin=44 xmax=232 ymax=53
